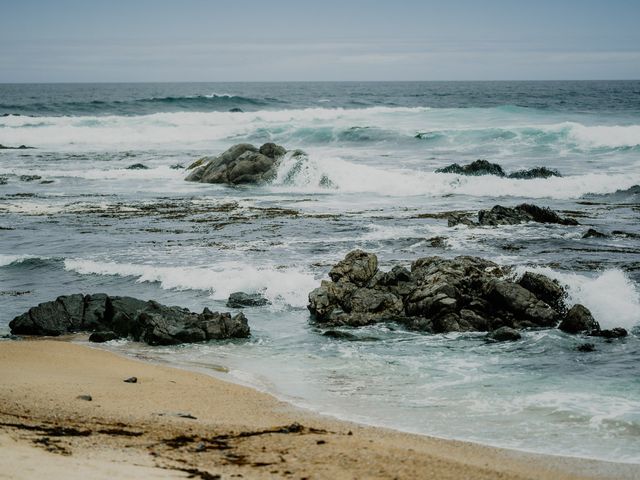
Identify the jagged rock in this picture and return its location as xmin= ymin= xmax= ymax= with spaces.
xmin=0 ymin=144 xmax=34 ymax=149
xmin=185 ymin=143 xmax=287 ymax=185
xmin=436 ymin=160 xmax=505 ymax=176
xmin=329 ymin=250 xmax=378 ymax=287
xmin=591 ymin=328 xmax=628 ymax=339
xmin=308 ymin=251 xmax=567 ymax=334
xmin=487 ymin=326 xmax=522 ymax=342
xmin=10 ymin=294 xmax=250 ymax=345
xmin=518 ymin=272 xmax=567 ymax=314
xmin=448 ymin=204 xmax=578 ymax=227
xmin=436 ymin=161 xmax=561 ymax=179
xmin=558 ymin=304 xmax=600 ymax=334
xmin=126 ymin=163 xmax=148 ymax=170
xmin=478 ymin=204 xmax=578 ymax=226
xmin=226 ymin=292 xmax=270 ymax=308
xmin=507 ymin=167 xmax=561 ymax=179
xmin=582 ymin=228 xmax=608 ymax=239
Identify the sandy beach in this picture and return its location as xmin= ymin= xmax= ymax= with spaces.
xmin=0 ymin=339 xmax=635 ymax=480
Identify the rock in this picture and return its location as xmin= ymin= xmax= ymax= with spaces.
xmin=518 ymin=272 xmax=567 ymax=314
xmin=558 ymin=304 xmax=600 ymax=334
xmin=591 ymin=328 xmax=628 ymax=339
xmin=124 ymin=377 xmax=138 ymax=383
xmin=436 ymin=160 xmax=505 ymax=177
xmin=259 ymin=142 xmax=287 ymax=159
xmin=0 ymin=176 xmax=7 ymax=185
xmin=229 ymin=107 xmax=243 ymax=112
xmin=77 ymin=395 xmax=92 ymax=401
xmin=507 ymin=167 xmax=561 ymax=179
xmin=477 ymin=204 xmax=578 ymax=226
xmin=126 ymin=163 xmax=148 ymax=170
xmin=322 ymin=330 xmax=359 ymax=340
xmin=0 ymin=144 xmax=34 ymax=149
xmin=88 ymin=331 xmax=119 ymax=343
xmin=576 ymin=343 xmax=596 ymax=352
xmin=226 ymin=292 xmax=270 ymax=308
xmin=582 ymin=228 xmax=608 ymax=239
xmin=328 ymin=250 xmax=378 ymax=287
xmin=185 ymin=143 xmax=287 ymax=185
xmin=428 ymin=236 xmax=448 ymax=248
xmin=170 ymin=163 xmax=184 ymax=170
xmin=486 ymin=326 xmax=522 ymax=342
xmin=308 ymin=250 xmax=566 ymax=334
xmin=485 ymin=280 xmax=559 ymax=327
xmin=10 ymin=294 xmax=251 ymax=345
xmin=19 ymin=175 xmax=41 ymax=182
xmin=39 ymin=180 xmax=54 ymax=184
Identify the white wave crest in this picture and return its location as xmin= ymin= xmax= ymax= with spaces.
xmin=0 ymin=254 xmax=46 ymax=266
xmin=63 ymin=258 xmax=317 ymax=308
xmin=271 ymin=151 xmax=640 ymax=199
xmin=566 ymin=123 xmax=640 ymax=148
xmin=515 ymin=266 xmax=640 ymax=330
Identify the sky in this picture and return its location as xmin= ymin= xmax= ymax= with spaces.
xmin=1 ymin=0 xmax=639 ymax=82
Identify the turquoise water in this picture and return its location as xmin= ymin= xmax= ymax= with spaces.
xmin=1 ymin=81 xmax=639 ymax=462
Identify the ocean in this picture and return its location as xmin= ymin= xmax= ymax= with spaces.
xmin=1 ymin=81 xmax=639 ymax=463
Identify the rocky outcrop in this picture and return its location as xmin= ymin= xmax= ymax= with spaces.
xmin=185 ymin=143 xmax=287 ymax=185
xmin=436 ymin=160 xmax=560 ymax=179
xmin=448 ymin=204 xmax=579 ymax=227
xmin=307 ymin=250 xmax=604 ymax=336
xmin=558 ymin=304 xmax=599 ymax=334
xmin=10 ymin=294 xmax=250 ymax=345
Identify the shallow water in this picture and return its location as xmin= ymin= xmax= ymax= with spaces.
xmin=1 ymin=81 xmax=639 ymax=462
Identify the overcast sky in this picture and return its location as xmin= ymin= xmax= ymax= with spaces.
xmin=1 ymin=0 xmax=639 ymax=82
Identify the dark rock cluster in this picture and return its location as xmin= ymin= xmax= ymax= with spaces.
xmin=10 ymin=294 xmax=250 ymax=345
xmin=436 ymin=159 xmax=561 ymax=179
xmin=308 ymin=250 xmax=625 ymax=340
xmin=185 ymin=143 xmax=287 ymax=185
xmin=448 ymin=204 xmax=579 ymax=227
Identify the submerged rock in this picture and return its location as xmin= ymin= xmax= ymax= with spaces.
xmin=10 ymin=294 xmax=250 ymax=345
xmin=507 ymin=167 xmax=561 ymax=179
xmin=449 ymin=204 xmax=578 ymax=227
xmin=226 ymin=292 xmax=270 ymax=308
xmin=19 ymin=175 xmax=42 ymax=182
xmin=582 ymin=228 xmax=608 ymax=239
xmin=185 ymin=142 xmax=287 ymax=185
xmin=486 ymin=326 xmax=522 ymax=342
xmin=436 ymin=160 xmax=561 ymax=179
xmin=126 ymin=163 xmax=149 ymax=170
xmin=436 ymin=160 xmax=505 ymax=177
xmin=478 ymin=204 xmax=578 ymax=226
xmin=591 ymin=327 xmax=628 ymax=339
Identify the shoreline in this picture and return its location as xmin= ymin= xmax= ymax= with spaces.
xmin=0 ymin=339 xmax=637 ymax=479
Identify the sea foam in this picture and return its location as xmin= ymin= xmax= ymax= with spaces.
xmin=63 ymin=258 xmax=317 ymax=308
xmin=515 ymin=266 xmax=640 ymax=330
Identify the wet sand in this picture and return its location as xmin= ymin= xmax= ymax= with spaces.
xmin=0 ymin=339 xmax=636 ymax=479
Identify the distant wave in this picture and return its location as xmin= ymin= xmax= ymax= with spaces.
xmin=2 ymin=107 xmax=639 ymax=153
xmin=0 ymin=254 xmax=58 ymax=268
xmin=0 ymin=93 xmax=286 ymax=117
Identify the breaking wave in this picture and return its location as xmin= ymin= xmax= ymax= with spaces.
xmin=63 ymin=258 xmax=318 ymax=308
